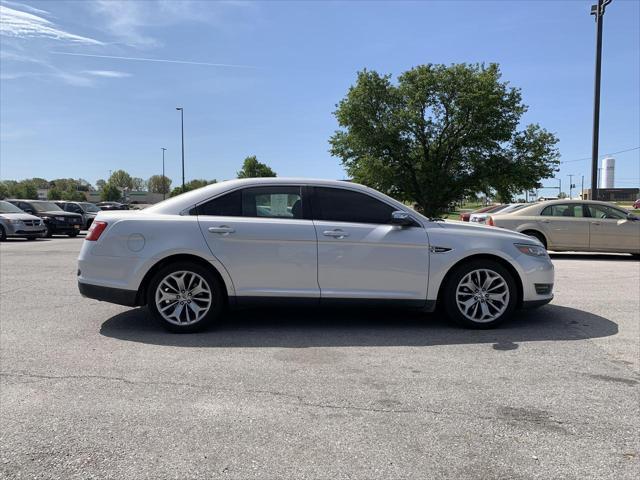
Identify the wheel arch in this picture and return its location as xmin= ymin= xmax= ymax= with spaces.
xmin=135 ymin=253 xmax=231 ymax=306
xmin=519 ymin=228 xmax=548 ymax=249
xmin=436 ymin=253 xmax=524 ymax=308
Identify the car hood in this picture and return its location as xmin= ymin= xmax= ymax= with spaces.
xmin=436 ymin=219 xmax=538 ymax=243
xmin=0 ymin=213 xmax=42 ymax=221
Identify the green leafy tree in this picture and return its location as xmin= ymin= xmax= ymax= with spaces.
xmin=12 ymin=182 xmax=38 ymax=199
xmin=147 ymin=175 xmax=172 ymax=194
xmin=108 ymin=170 xmax=133 ymax=190
xmin=237 ymin=156 xmax=276 ymax=178
xmin=100 ymin=183 xmax=122 ymax=202
xmin=95 ymin=179 xmax=107 ymax=191
xmin=47 ymin=188 xmax=63 ymax=200
xmin=61 ymin=188 xmax=86 ymax=201
xmin=169 ymin=179 xmax=217 ymax=197
xmin=0 ymin=183 xmax=9 ymax=199
xmin=330 ymin=64 xmax=560 ymax=216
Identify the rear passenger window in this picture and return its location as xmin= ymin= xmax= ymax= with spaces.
xmin=242 ymin=187 xmax=302 ymax=219
xmin=196 ymin=187 xmax=303 ymax=219
xmin=312 ymin=187 xmax=395 ymax=224
xmin=541 ymin=204 xmax=583 ymax=217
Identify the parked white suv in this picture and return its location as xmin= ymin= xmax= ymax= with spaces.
xmin=78 ymin=178 xmax=554 ymax=331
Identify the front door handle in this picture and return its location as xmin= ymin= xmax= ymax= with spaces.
xmin=591 ymin=222 xmax=601 ymax=226
xmin=208 ymin=225 xmax=235 ymax=234
xmin=540 ymin=219 xmax=550 ymax=224
xmin=323 ymin=229 xmax=349 ymax=238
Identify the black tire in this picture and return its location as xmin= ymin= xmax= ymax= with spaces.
xmin=0 ymin=225 xmax=6 ymax=241
xmin=43 ymin=225 xmax=53 ymax=238
xmin=26 ymin=236 xmax=38 ymax=241
xmin=443 ymin=259 xmax=518 ymax=329
xmin=68 ymin=231 xmax=79 ymax=238
xmin=146 ymin=261 xmax=225 ymax=333
xmin=523 ymin=230 xmax=547 ymax=249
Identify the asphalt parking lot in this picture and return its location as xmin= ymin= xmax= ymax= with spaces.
xmin=1 ymin=236 xmax=638 ymax=479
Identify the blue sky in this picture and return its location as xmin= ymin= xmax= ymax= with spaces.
xmin=1 ymin=0 xmax=638 ymax=195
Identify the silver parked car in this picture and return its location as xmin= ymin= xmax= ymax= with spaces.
xmin=469 ymin=203 xmax=526 ymax=224
xmin=487 ymin=199 xmax=640 ymax=256
xmin=0 ymin=200 xmax=46 ymax=240
xmin=78 ymin=178 xmax=554 ymax=332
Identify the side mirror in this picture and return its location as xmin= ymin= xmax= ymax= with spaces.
xmin=390 ymin=210 xmax=415 ymax=227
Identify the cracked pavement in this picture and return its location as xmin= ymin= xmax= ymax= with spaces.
xmin=1 ymin=238 xmax=639 ymax=479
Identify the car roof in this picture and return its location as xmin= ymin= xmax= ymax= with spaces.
xmin=145 ymin=177 xmax=407 ymax=215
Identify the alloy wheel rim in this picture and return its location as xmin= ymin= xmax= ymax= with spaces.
xmin=155 ymin=270 xmax=212 ymax=325
xmin=455 ymin=269 xmax=509 ymax=323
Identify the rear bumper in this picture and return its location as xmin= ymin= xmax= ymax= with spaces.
xmin=78 ymin=281 xmax=138 ymax=307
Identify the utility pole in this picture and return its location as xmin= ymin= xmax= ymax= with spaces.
xmin=161 ymin=147 xmax=167 ymax=200
xmin=590 ymin=0 xmax=613 ymax=200
xmin=581 ymin=175 xmax=585 ymax=200
xmin=558 ymin=178 xmax=562 ymax=197
xmin=176 ymin=107 xmax=185 ymax=191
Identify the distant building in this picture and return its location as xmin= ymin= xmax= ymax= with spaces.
xmin=581 ymin=188 xmax=639 ymax=202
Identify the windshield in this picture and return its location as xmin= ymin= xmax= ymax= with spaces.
xmin=31 ymin=202 xmax=63 ymax=212
xmin=81 ymin=202 xmax=101 ymax=212
xmin=0 ymin=201 xmax=24 ymax=214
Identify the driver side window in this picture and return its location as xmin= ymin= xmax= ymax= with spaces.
xmin=312 ymin=187 xmax=395 ymax=224
xmin=587 ymin=205 xmax=626 ymax=220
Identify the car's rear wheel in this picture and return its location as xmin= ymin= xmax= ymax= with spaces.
xmin=443 ymin=260 xmax=518 ymax=329
xmin=147 ymin=261 xmax=224 ymax=333
xmin=68 ymin=231 xmax=79 ymax=237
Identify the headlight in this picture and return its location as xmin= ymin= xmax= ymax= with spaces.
xmin=55 ymin=216 xmax=66 ymax=222
xmin=515 ymin=243 xmax=548 ymax=257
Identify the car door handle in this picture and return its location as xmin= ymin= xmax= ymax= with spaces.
xmin=591 ymin=222 xmax=600 ymax=226
xmin=323 ymin=229 xmax=349 ymax=238
xmin=540 ymin=219 xmax=550 ymax=224
xmin=208 ymin=226 xmax=235 ymax=234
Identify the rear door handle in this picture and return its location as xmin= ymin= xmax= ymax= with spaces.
xmin=540 ymin=220 xmax=550 ymax=224
xmin=208 ymin=226 xmax=235 ymax=234
xmin=323 ymin=229 xmax=349 ymax=238
xmin=591 ymin=222 xmax=601 ymax=226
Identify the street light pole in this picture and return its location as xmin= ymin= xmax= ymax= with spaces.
xmin=590 ymin=0 xmax=613 ymax=200
xmin=161 ymin=147 xmax=167 ymax=200
xmin=176 ymin=107 xmax=185 ymax=191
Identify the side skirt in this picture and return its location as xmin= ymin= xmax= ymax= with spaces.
xmin=230 ymin=296 xmax=436 ymax=311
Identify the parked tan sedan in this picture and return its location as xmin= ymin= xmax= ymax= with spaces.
xmin=487 ymin=200 xmax=640 ymax=256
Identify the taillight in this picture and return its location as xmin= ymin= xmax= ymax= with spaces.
xmin=85 ymin=221 xmax=107 ymax=241
xmin=487 ymin=216 xmax=495 ymax=227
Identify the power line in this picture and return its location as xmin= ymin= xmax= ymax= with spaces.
xmin=559 ymin=146 xmax=640 ymax=164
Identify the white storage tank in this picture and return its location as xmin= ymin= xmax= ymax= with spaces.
xmin=600 ymin=156 xmax=615 ymax=189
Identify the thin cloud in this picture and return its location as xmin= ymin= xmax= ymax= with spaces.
xmin=0 ymin=4 xmax=103 ymax=44
xmin=83 ymin=70 xmax=131 ymax=78
xmin=51 ymin=52 xmax=257 ymax=69
xmin=1 ymin=1 xmax=50 ymax=16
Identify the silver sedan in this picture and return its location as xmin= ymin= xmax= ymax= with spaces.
xmin=77 ymin=178 xmax=554 ymax=332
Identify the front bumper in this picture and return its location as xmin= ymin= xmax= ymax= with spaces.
xmin=78 ymin=281 xmax=139 ymax=307
xmin=49 ymin=223 xmax=81 ymax=233
xmin=6 ymin=225 xmax=46 ymax=236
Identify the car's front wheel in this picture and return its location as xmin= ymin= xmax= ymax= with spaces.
xmin=443 ymin=260 xmax=517 ymax=329
xmin=147 ymin=261 xmax=224 ymax=333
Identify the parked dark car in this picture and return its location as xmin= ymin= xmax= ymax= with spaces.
xmin=6 ymin=199 xmax=83 ymax=237
xmin=54 ymin=201 xmax=101 ymax=229
xmin=95 ymin=201 xmax=129 ymax=211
